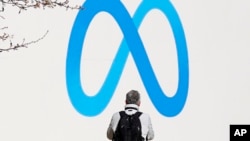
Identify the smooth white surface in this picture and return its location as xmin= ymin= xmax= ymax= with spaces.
xmin=0 ymin=0 xmax=250 ymax=140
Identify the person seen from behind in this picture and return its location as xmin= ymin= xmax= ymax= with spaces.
xmin=107 ymin=90 xmax=154 ymax=141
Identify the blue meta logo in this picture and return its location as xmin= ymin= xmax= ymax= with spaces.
xmin=66 ymin=0 xmax=189 ymax=117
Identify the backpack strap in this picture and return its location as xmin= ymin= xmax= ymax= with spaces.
xmin=133 ymin=111 xmax=142 ymax=118
xmin=113 ymin=111 xmax=127 ymax=141
xmin=119 ymin=111 xmax=127 ymax=118
xmin=119 ymin=111 xmax=142 ymax=119
xmin=119 ymin=110 xmax=142 ymax=118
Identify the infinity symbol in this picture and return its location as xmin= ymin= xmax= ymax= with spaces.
xmin=66 ymin=0 xmax=189 ymax=117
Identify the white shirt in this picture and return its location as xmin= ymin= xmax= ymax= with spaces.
xmin=107 ymin=104 xmax=154 ymax=140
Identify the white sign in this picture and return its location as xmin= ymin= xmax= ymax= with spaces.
xmin=0 ymin=0 xmax=250 ymax=141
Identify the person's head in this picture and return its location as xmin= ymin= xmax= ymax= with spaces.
xmin=125 ymin=90 xmax=141 ymax=106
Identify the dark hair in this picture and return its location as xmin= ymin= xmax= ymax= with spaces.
xmin=126 ymin=90 xmax=140 ymax=104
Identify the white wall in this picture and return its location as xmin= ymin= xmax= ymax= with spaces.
xmin=0 ymin=0 xmax=250 ymax=140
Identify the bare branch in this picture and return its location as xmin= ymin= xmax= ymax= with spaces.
xmin=0 ymin=0 xmax=83 ymax=12
xmin=0 ymin=30 xmax=49 ymax=52
xmin=0 ymin=15 xmax=5 ymax=19
xmin=0 ymin=0 xmax=83 ymax=53
xmin=0 ymin=32 xmax=10 ymax=41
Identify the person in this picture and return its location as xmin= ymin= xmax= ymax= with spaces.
xmin=107 ymin=90 xmax=154 ymax=141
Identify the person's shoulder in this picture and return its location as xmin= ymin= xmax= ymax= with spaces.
xmin=139 ymin=111 xmax=149 ymax=116
xmin=139 ymin=112 xmax=151 ymax=119
xmin=112 ymin=111 xmax=122 ymax=119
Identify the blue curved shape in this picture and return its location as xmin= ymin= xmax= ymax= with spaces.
xmin=133 ymin=0 xmax=189 ymax=117
xmin=66 ymin=0 xmax=130 ymax=117
xmin=66 ymin=0 xmax=189 ymax=117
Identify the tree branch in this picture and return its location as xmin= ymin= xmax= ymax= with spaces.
xmin=0 ymin=0 xmax=83 ymax=53
xmin=1 ymin=0 xmax=83 ymax=12
xmin=0 ymin=30 xmax=49 ymax=52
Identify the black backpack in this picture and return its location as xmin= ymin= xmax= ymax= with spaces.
xmin=113 ymin=111 xmax=144 ymax=141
